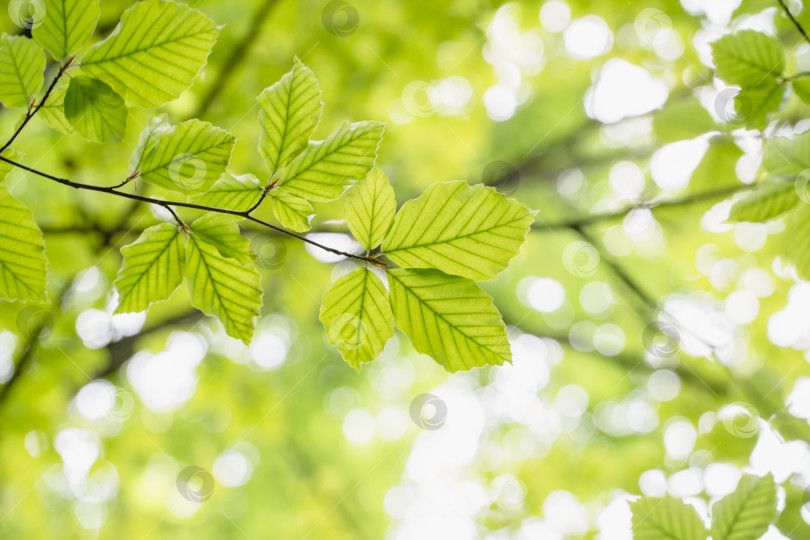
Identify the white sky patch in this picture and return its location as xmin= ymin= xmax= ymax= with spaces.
xmin=539 ymin=1 xmax=571 ymax=33
xmin=651 ymin=136 xmax=710 ymax=191
xmin=767 ymin=282 xmax=810 ymax=348
xmin=586 ymin=59 xmax=668 ymax=124
xmin=564 ymin=15 xmax=613 ymax=59
xmin=304 ymin=233 xmax=363 ymax=263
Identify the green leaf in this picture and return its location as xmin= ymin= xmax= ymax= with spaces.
xmin=269 ymin=189 xmax=313 ymax=232
xmin=0 ymin=186 xmax=47 ymax=302
xmin=0 ymin=35 xmax=45 ymax=108
xmin=134 ymin=119 xmax=235 ymax=193
xmin=128 ymin=114 xmax=171 ymax=173
xmin=690 ymin=136 xmax=742 ymax=191
xmin=387 ymin=268 xmax=511 ymax=372
xmin=38 ymin=80 xmax=73 ymax=133
xmin=258 ymin=58 xmax=322 ymax=174
xmin=711 ymin=30 xmax=784 ymax=88
xmin=763 ymin=133 xmax=810 ymax=176
xmin=192 ymin=172 xmax=263 ymax=212
xmin=279 ymin=120 xmax=384 ymax=202
xmin=80 ymin=0 xmax=219 ymax=107
xmin=114 ymin=223 xmax=185 ymax=314
xmin=64 ymin=75 xmax=127 ymax=143
xmin=728 ymin=181 xmax=799 ymax=223
xmin=189 ymin=214 xmax=253 ymax=265
xmin=734 ymin=83 xmax=784 ymax=130
xmin=709 ymin=473 xmax=777 ymax=540
xmin=630 ymin=497 xmax=707 ymax=540
xmin=32 ymin=0 xmax=99 ymax=59
xmin=792 ymin=77 xmax=810 ymax=104
xmin=346 ymin=168 xmax=396 ymax=250
xmin=382 ymin=181 xmax=533 ymax=281
xmin=185 ymin=223 xmax=262 ymax=345
xmin=786 ymin=201 xmax=810 ymax=280
xmin=319 ymin=268 xmax=393 ymax=370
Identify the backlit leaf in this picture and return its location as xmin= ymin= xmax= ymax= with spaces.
xmin=710 ymin=473 xmax=777 ymax=540
xmin=631 ymin=497 xmax=707 ymax=540
xmin=269 ymin=189 xmax=313 ymax=232
xmin=114 ymin=223 xmax=185 ymax=313
xmin=64 ymin=75 xmax=127 ymax=143
xmin=382 ymin=181 xmax=533 ymax=281
xmin=0 ymin=186 xmax=47 ymax=302
xmin=33 ymin=0 xmax=99 ymax=60
xmin=0 ymin=35 xmax=45 ymax=108
xmin=192 ymin=172 xmax=264 ymax=212
xmin=320 ymin=268 xmax=393 ymax=369
xmin=80 ymin=0 xmax=219 ymax=107
xmin=387 ymin=268 xmax=511 ymax=372
xmin=346 ymin=168 xmax=396 ymax=250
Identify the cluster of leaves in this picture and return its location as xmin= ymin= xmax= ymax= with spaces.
xmin=631 ymin=473 xmax=777 ymax=540
xmin=0 ymin=0 xmax=534 ymax=372
xmin=710 ymin=25 xmax=810 ymax=281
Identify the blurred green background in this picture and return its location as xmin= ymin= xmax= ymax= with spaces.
xmin=1 ymin=0 xmax=810 ymax=538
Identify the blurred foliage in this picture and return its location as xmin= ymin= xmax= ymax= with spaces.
xmin=1 ymin=0 xmax=810 ymax=539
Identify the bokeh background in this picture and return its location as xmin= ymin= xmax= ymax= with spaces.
xmin=1 ymin=0 xmax=810 ymax=538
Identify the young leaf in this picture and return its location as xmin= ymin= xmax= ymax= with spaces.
xmin=189 ymin=214 xmax=254 ymax=265
xmin=387 ymin=268 xmax=511 ymax=372
xmin=0 ymin=35 xmax=46 ymax=108
xmin=793 ymin=78 xmax=810 ymax=104
xmin=709 ymin=473 xmax=777 ymax=540
xmin=279 ymin=120 xmax=384 ymax=202
xmin=728 ymin=181 xmax=798 ymax=223
xmin=346 ymin=168 xmax=396 ymax=250
xmin=734 ymin=83 xmax=784 ymax=130
xmin=64 ymin=76 xmax=127 ymax=143
xmin=128 ymin=114 xmax=172 ymax=173
xmin=185 ymin=226 xmax=262 ymax=344
xmin=192 ymin=173 xmax=264 ymax=212
xmin=631 ymin=497 xmax=707 ymax=540
xmin=114 ymin=223 xmax=185 ymax=313
xmin=258 ymin=58 xmax=322 ymax=174
xmin=32 ymin=0 xmax=100 ymax=60
xmin=38 ymin=80 xmax=73 ymax=133
xmin=711 ymin=30 xmax=784 ymax=88
xmin=134 ymin=120 xmax=235 ymax=193
xmin=269 ymin=189 xmax=313 ymax=232
xmin=80 ymin=0 xmax=219 ymax=107
xmin=0 ymin=187 xmax=47 ymax=302
xmin=382 ymin=181 xmax=534 ymax=281
xmin=763 ymin=133 xmax=810 ymax=176
xmin=319 ymin=268 xmax=393 ymax=370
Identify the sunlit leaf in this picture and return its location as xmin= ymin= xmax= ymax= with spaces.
xmin=64 ymin=76 xmax=127 ymax=143
xmin=192 ymin=172 xmax=263 ymax=212
xmin=786 ymin=201 xmax=810 ymax=280
xmin=320 ymin=268 xmax=393 ymax=369
xmin=382 ymin=181 xmax=533 ymax=281
xmin=0 ymin=186 xmax=47 ymax=302
xmin=710 ymin=473 xmax=777 ymax=540
xmin=32 ymin=0 xmax=99 ymax=60
xmin=80 ymin=0 xmax=219 ymax=107
xmin=711 ymin=30 xmax=784 ymax=88
xmin=258 ymin=57 xmax=322 ymax=175
xmin=134 ymin=119 xmax=235 ymax=193
xmin=728 ymin=181 xmax=798 ymax=223
xmin=346 ymin=168 xmax=396 ymax=250
xmin=763 ymin=133 xmax=810 ymax=176
xmin=38 ymin=79 xmax=72 ymax=133
xmin=279 ymin=120 xmax=384 ymax=202
xmin=387 ymin=268 xmax=511 ymax=371
xmin=631 ymin=496 xmax=707 ymax=540
xmin=269 ymin=189 xmax=312 ymax=232
xmin=0 ymin=35 xmax=45 ymax=108
xmin=189 ymin=214 xmax=254 ymax=265
xmin=0 ymin=149 xmax=23 ymax=182
xmin=114 ymin=223 xmax=185 ymax=313
xmin=186 ymin=219 xmax=262 ymax=344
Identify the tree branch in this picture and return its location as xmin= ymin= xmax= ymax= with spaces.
xmin=777 ymin=0 xmax=810 ymax=46
xmin=533 ymin=183 xmax=755 ymax=231
xmin=0 ymin=155 xmax=380 ymax=266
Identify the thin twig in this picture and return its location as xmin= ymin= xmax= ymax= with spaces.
xmin=0 ymin=58 xmax=72 ymax=154
xmin=0 ymin=155 xmax=379 ymax=265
